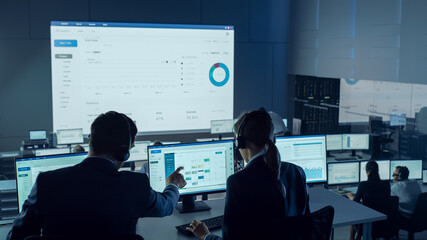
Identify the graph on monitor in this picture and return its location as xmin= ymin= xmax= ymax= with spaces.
xmin=51 ymin=21 xmax=234 ymax=135
xmin=275 ymin=135 xmax=327 ymax=183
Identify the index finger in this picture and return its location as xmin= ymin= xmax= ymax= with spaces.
xmin=174 ymin=166 xmax=184 ymax=173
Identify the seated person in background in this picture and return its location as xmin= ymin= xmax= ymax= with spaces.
xmin=347 ymin=160 xmax=390 ymax=240
xmin=72 ymin=144 xmax=85 ymax=153
xmin=187 ymin=108 xmax=310 ymax=240
xmin=140 ymin=140 xmax=163 ymax=176
xmin=7 ymin=111 xmax=186 ymax=240
xmin=268 ymin=111 xmax=309 ymax=216
xmin=268 ymin=111 xmax=291 ymax=137
xmin=391 ymin=166 xmax=421 ymax=216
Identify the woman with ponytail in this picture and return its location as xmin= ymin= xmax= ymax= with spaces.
xmin=347 ymin=160 xmax=390 ymax=240
xmin=187 ymin=108 xmax=309 ymax=240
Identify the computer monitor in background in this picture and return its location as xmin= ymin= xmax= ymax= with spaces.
xmin=15 ymin=152 xmax=88 ymax=212
xmin=127 ymin=141 xmax=151 ymax=162
xmin=210 ymin=119 xmax=234 ymax=134
xmin=148 ymin=140 xmax=235 ymax=213
xmin=34 ymin=148 xmax=71 ymax=156
xmin=423 ymin=170 xmax=427 ymax=184
xmin=360 ymin=160 xmax=390 ymax=181
xmin=326 ymin=134 xmax=343 ymax=151
xmin=342 ymin=134 xmax=369 ymax=157
xmin=342 ymin=134 xmax=369 ymax=150
xmin=275 ymin=135 xmax=327 ymax=183
xmin=56 ymin=128 xmax=84 ymax=145
xmin=29 ymin=130 xmax=47 ymax=141
xmin=327 ymin=162 xmax=360 ymax=185
xmin=390 ymin=160 xmax=423 ymax=180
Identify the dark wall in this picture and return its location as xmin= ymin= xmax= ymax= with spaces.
xmin=0 ymin=0 xmax=291 ymax=152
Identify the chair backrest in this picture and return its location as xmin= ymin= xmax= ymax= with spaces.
xmin=249 ymin=206 xmax=334 ymax=240
xmin=410 ymin=192 xmax=427 ymax=231
xmin=24 ymin=234 xmax=144 ymax=240
xmin=372 ymin=196 xmax=399 ymax=238
xmin=310 ymin=205 xmax=335 ymax=240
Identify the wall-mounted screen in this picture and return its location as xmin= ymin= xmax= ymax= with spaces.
xmin=51 ymin=21 xmax=234 ymax=135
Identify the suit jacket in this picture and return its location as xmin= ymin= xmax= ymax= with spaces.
xmin=208 ymin=155 xmax=287 ymax=240
xmin=206 ymin=157 xmax=310 ymax=240
xmin=7 ymin=157 xmax=179 ymax=240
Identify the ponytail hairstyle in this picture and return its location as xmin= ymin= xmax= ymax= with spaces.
xmin=234 ymin=108 xmax=283 ymax=194
xmin=365 ymin=160 xmax=381 ymax=182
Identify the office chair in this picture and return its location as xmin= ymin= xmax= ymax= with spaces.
xmin=24 ymin=234 xmax=144 ymax=240
xmin=262 ymin=205 xmax=334 ymax=240
xmin=399 ymin=192 xmax=427 ymax=240
xmin=372 ymin=196 xmax=399 ymax=239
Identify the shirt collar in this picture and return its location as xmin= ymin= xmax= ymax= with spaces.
xmin=245 ymin=148 xmax=267 ymax=167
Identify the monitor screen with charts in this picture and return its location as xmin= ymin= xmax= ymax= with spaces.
xmin=326 ymin=134 xmax=343 ymax=151
xmin=342 ymin=134 xmax=369 ymax=150
xmin=51 ymin=21 xmax=234 ymax=135
xmin=390 ymin=160 xmax=423 ymax=180
xmin=275 ymin=135 xmax=327 ymax=183
xmin=15 ymin=152 xmax=87 ymax=211
xmin=328 ymin=162 xmax=360 ymax=185
xmin=360 ymin=160 xmax=390 ymax=181
xmin=148 ymin=140 xmax=235 ymax=195
xmin=34 ymin=148 xmax=71 ymax=156
xmin=56 ymin=128 xmax=84 ymax=145
xmin=127 ymin=141 xmax=151 ymax=162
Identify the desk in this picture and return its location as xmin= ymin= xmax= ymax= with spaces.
xmin=310 ymin=187 xmax=386 ymax=240
xmin=136 ymin=187 xmax=386 ymax=240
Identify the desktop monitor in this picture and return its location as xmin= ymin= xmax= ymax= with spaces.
xmin=29 ymin=130 xmax=47 ymax=141
xmin=423 ymin=170 xmax=427 ymax=184
xmin=15 ymin=152 xmax=87 ymax=211
xmin=34 ymin=148 xmax=71 ymax=156
xmin=210 ymin=119 xmax=234 ymax=134
xmin=326 ymin=134 xmax=343 ymax=151
xmin=328 ymin=162 xmax=360 ymax=185
xmin=360 ymin=160 xmax=390 ymax=181
xmin=342 ymin=134 xmax=369 ymax=150
xmin=275 ymin=135 xmax=327 ymax=183
xmin=56 ymin=128 xmax=84 ymax=145
xmin=127 ymin=141 xmax=151 ymax=162
xmin=148 ymin=140 xmax=234 ymax=213
xmin=390 ymin=160 xmax=423 ymax=180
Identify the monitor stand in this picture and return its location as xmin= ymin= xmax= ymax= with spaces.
xmin=176 ymin=195 xmax=211 ymax=213
xmin=351 ymin=150 xmax=363 ymax=159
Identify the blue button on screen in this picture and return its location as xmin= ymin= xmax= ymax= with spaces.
xmin=54 ymin=40 xmax=78 ymax=47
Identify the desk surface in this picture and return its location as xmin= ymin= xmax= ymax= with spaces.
xmin=136 ymin=187 xmax=386 ymax=239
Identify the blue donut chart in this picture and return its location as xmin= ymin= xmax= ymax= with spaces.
xmin=209 ymin=63 xmax=230 ymax=87
xmin=344 ymin=78 xmax=359 ymax=85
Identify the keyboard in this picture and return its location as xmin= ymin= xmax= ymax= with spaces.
xmin=176 ymin=215 xmax=224 ymax=236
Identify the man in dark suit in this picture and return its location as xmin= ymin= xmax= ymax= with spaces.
xmin=7 ymin=111 xmax=186 ymax=240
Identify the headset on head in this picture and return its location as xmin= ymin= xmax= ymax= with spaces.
xmin=235 ymin=108 xmax=273 ymax=149
xmin=117 ymin=113 xmax=132 ymax=162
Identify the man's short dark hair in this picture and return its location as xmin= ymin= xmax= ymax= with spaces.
xmin=89 ymin=111 xmax=137 ymax=156
xmin=396 ymin=166 xmax=409 ymax=180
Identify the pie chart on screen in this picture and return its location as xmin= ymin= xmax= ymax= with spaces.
xmin=209 ymin=63 xmax=230 ymax=87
